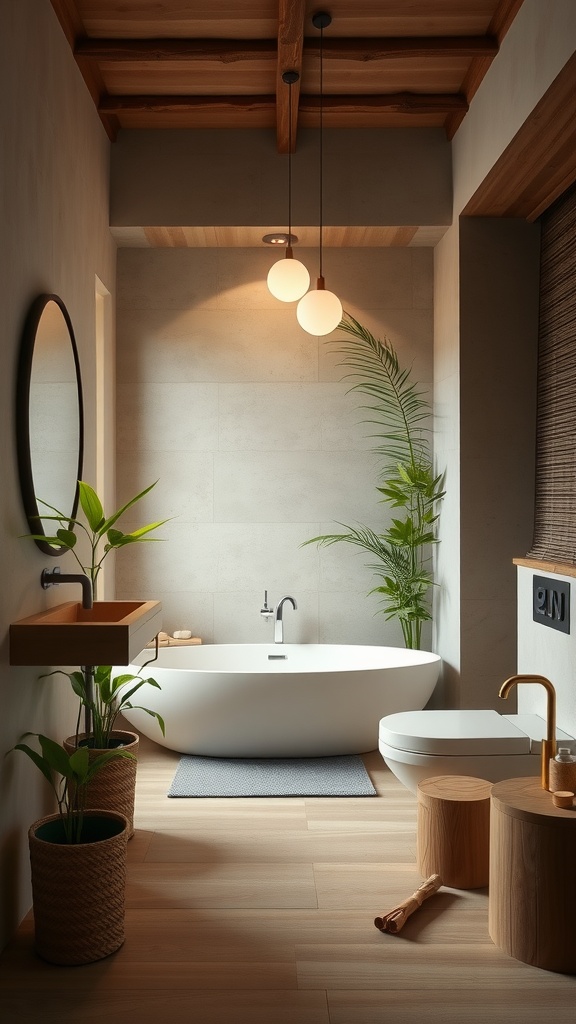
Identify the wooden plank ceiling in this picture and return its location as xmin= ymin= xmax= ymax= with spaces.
xmin=50 ymin=1 xmax=538 ymax=248
xmin=51 ymin=0 xmax=525 ymax=148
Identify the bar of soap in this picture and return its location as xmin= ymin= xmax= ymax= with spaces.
xmin=172 ymin=629 xmax=192 ymax=639
xmin=552 ymin=790 xmax=574 ymax=809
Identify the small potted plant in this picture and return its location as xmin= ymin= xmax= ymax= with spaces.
xmin=9 ymin=733 xmax=135 ymax=964
xmin=25 ymin=479 xmax=170 ymax=599
xmin=25 ymin=479 xmax=170 ymax=835
xmin=44 ymin=664 xmax=165 ymax=838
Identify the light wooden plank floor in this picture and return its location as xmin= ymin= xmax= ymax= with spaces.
xmin=1 ymin=737 xmax=576 ymax=1023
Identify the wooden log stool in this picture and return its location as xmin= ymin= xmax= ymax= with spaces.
xmin=417 ymin=775 xmax=492 ymax=888
xmin=489 ymin=776 xmax=576 ymax=973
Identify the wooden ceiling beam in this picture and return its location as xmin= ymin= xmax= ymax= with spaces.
xmin=445 ymin=0 xmax=524 ymax=138
xmin=50 ymin=0 xmax=83 ymax=48
xmin=275 ymin=0 xmax=305 ymax=153
xmin=306 ymin=36 xmax=498 ymax=60
xmin=463 ymin=52 xmax=576 ymax=221
xmin=302 ymin=93 xmax=468 ymax=115
xmin=100 ymin=92 xmax=467 ymax=116
xmin=76 ymin=35 xmax=498 ymax=64
xmin=100 ymin=94 xmax=275 ymax=115
xmin=49 ymin=1 xmax=118 ymax=139
xmin=75 ymin=39 xmax=278 ymax=62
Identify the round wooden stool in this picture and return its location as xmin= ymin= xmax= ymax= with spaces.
xmin=417 ymin=775 xmax=492 ymax=888
xmin=489 ymin=776 xmax=576 ymax=973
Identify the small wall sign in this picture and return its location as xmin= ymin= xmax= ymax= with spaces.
xmin=533 ymin=575 xmax=570 ymax=634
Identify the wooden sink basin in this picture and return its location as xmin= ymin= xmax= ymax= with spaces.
xmin=9 ymin=600 xmax=162 ymax=666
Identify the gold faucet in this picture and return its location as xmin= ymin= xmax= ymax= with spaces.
xmin=499 ymin=674 xmax=557 ymax=789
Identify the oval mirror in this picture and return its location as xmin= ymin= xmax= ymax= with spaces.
xmin=16 ymin=294 xmax=84 ymax=555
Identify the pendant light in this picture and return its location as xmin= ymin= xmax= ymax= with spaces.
xmin=296 ymin=11 xmax=342 ymax=336
xmin=267 ymin=71 xmax=310 ymax=302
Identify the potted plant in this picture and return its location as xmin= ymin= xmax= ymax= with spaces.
xmin=25 ymin=479 xmax=169 ymax=599
xmin=24 ymin=479 xmax=170 ymax=834
xmin=44 ymin=664 xmax=165 ymax=838
xmin=9 ymin=733 xmax=135 ymax=964
xmin=304 ymin=313 xmax=444 ymax=650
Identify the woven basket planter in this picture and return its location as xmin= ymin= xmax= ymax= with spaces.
xmin=63 ymin=731 xmax=139 ymax=838
xmin=29 ymin=810 xmax=128 ymax=965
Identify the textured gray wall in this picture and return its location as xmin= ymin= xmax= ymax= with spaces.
xmin=115 ymin=245 xmax=434 ymax=647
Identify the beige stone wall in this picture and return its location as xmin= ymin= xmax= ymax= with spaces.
xmin=110 ymin=128 xmax=452 ymax=229
xmin=115 ymin=245 xmax=434 ymax=646
xmin=0 ymin=1 xmax=115 ymax=949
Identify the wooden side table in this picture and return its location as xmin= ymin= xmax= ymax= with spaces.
xmin=416 ymin=775 xmax=492 ymax=888
xmin=489 ymin=776 xmax=576 ymax=973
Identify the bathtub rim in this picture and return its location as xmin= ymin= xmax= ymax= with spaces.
xmin=132 ymin=642 xmax=442 ymax=677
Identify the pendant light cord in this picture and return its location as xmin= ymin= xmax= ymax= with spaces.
xmin=318 ymin=20 xmax=324 ymax=280
xmin=281 ymin=69 xmax=299 ymax=258
xmin=288 ymin=77 xmax=293 ymax=251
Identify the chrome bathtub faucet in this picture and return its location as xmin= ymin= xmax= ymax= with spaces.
xmin=273 ymin=595 xmax=297 ymax=644
xmin=260 ymin=590 xmax=274 ymax=621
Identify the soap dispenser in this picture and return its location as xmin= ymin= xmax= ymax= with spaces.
xmin=549 ymin=746 xmax=576 ymax=794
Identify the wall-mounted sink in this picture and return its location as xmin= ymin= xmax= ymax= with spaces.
xmin=9 ymin=600 xmax=162 ymax=666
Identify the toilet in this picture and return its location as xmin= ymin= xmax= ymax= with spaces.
xmin=378 ymin=709 xmax=575 ymax=793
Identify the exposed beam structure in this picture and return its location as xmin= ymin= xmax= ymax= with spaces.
xmin=463 ymin=52 xmax=576 ymax=221
xmin=445 ymin=0 xmax=524 ymax=137
xmin=75 ymin=38 xmax=279 ymax=62
xmin=275 ymin=0 xmax=305 ymax=153
xmin=75 ymin=35 xmax=499 ymax=63
xmin=100 ymin=92 xmax=468 ymax=117
xmin=49 ymin=0 xmax=525 ymax=142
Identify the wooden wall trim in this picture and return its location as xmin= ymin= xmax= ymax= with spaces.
xmin=463 ymin=52 xmax=576 ymax=221
xmin=514 ymin=558 xmax=576 ymax=580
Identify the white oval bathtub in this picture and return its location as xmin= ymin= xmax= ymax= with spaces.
xmin=119 ymin=644 xmax=441 ymax=757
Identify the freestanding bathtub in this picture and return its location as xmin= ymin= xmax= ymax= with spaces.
xmin=119 ymin=644 xmax=441 ymax=757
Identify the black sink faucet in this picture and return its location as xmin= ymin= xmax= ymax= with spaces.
xmin=41 ymin=567 xmax=93 ymax=610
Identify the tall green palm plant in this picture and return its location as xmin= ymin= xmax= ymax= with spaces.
xmin=305 ymin=313 xmax=444 ymax=649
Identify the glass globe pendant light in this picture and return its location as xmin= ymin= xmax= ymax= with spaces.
xmin=267 ymin=71 xmax=310 ymax=302
xmin=296 ymin=12 xmax=342 ymax=336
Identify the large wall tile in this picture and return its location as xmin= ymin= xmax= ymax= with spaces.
xmin=317 ymin=592 xmax=406 ymax=647
xmin=213 ymin=523 xmax=322 ymax=592
xmin=213 ymin=451 xmax=379 ymax=524
xmin=411 ymin=248 xmax=434 ymax=309
xmin=116 ymin=247 xmax=435 ymax=648
xmin=321 ymin=249 xmax=414 ymax=310
xmin=117 ymin=522 xmax=221 ymax=594
xmin=116 ymin=451 xmax=214 ymax=523
xmin=117 ymin=307 xmax=318 ymax=384
xmin=117 ymin=249 xmax=222 ymax=310
xmin=117 ymin=382 xmax=219 ymax=452
xmin=217 ymin=383 xmax=371 ymax=452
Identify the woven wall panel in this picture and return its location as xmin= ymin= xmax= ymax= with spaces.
xmin=527 ymin=181 xmax=576 ymax=562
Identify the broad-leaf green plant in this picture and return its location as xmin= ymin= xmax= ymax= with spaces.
xmin=42 ymin=665 xmax=166 ymax=749
xmin=304 ymin=313 xmax=444 ymax=650
xmin=8 ymin=734 xmax=135 ymax=843
xmin=25 ymin=480 xmax=169 ymax=598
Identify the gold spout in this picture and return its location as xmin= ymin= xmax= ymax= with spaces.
xmin=499 ymin=674 xmax=557 ymax=789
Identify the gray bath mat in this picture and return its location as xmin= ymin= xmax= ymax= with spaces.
xmin=168 ymin=754 xmax=376 ymax=798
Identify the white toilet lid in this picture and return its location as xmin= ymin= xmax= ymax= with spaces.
xmin=379 ymin=709 xmax=532 ymax=755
